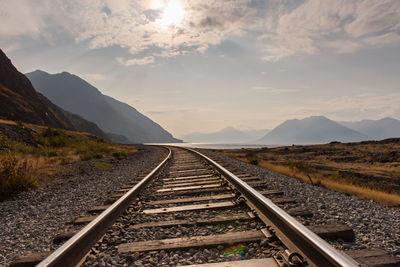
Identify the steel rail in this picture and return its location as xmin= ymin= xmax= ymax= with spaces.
xmin=186 ymin=147 xmax=360 ymax=267
xmin=37 ymin=147 xmax=172 ymax=267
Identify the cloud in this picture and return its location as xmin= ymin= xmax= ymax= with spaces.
xmin=1 ymin=42 xmax=21 ymax=53
xmin=278 ymin=93 xmax=400 ymax=121
xmin=0 ymin=1 xmax=45 ymax=37
xmin=81 ymin=73 xmax=109 ymax=81
xmin=0 ymin=0 xmax=399 ymax=62
xmin=250 ymin=86 xmax=298 ymax=94
xmin=116 ymin=56 xmax=155 ymax=66
xmin=261 ymin=0 xmax=400 ymax=60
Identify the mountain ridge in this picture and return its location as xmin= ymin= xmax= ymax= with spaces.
xmin=26 ymin=70 xmax=181 ymax=143
xmin=257 ymin=116 xmax=369 ymax=144
xmin=0 ymin=49 xmax=73 ymax=130
xmin=339 ymin=117 xmax=400 ymax=140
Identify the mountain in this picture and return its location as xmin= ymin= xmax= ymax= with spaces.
xmin=61 ymin=110 xmax=108 ymax=140
xmin=34 ymin=90 xmax=107 ymax=139
xmin=0 ymin=49 xmax=73 ymax=129
xmin=339 ymin=117 xmax=400 ymax=140
xmin=258 ymin=116 xmax=368 ymax=144
xmin=244 ymin=128 xmax=270 ymax=141
xmin=182 ymin=127 xmax=256 ymax=143
xmin=26 ymin=70 xmax=181 ymax=143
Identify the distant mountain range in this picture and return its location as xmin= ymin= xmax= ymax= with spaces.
xmin=339 ymin=117 xmax=400 ymax=141
xmin=182 ymin=116 xmax=400 ymax=144
xmin=182 ymin=127 xmax=269 ymax=143
xmin=257 ymin=116 xmax=400 ymax=144
xmin=26 ymin=70 xmax=181 ymax=144
xmin=0 ymin=49 xmax=107 ymax=139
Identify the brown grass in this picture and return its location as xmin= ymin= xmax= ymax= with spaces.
xmin=0 ymin=126 xmax=137 ymax=196
xmin=218 ymin=151 xmax=400 ymax=206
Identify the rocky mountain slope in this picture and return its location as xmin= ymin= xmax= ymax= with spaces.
xmin=26 ymin=70 xmax=181 ymax=144
xmin=0 ymin=49 xmax=73 ymax=129
xmin=0 ymin=49 xmax=107 ymax=139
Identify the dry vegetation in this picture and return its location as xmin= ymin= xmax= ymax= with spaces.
xmin=0 ymin=123 xmax=137 ymax=199
xmin=216 ymin=140 xmax=400 ymax=206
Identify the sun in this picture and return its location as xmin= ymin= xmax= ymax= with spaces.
xmin=154 ymin=0 xmax=184 ymax=28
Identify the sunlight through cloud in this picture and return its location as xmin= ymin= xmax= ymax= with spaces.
xmin=153 ymin=0 xmax=184 ymax=28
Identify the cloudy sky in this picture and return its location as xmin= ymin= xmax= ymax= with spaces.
xmin=1 ymin=0 xmax=399 ymax=137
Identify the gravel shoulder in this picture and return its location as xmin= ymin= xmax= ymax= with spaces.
xmin=198 ymin=149 xmax=400 ymax=256
xmin=0 ymin=145 xmax=166 ymax=266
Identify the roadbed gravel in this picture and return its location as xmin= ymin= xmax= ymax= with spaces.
xmin=0 ymin=145 xmax=165 ymax=266
xmin=198 ymin=149 xmax=400 ymax=257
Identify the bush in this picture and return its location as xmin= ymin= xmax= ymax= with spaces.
xmin=0 ymin=134 xmax=12 ymax=151
xmin=93 ymin=162 xmax=112 ymax=169
xmin=249 ymin=157 xmax=259 ymax=165
xmin=37 ymin=127 xmax=70 ymax=147
xmin=0 ymin=154 xmax=38 ymax=196
xmin=112 ymin=151 xmax=128 ymax=160
xmin=286 ymin=159 xmax=312 ymax=173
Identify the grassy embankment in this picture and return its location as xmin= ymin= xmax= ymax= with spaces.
xmin=217 ymin=142 xmax=400 ymax=206
xmin=0 ymin=124 xmax=136 ymax=198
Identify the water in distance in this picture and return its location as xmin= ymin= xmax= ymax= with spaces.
xmin=145 ymin=143 xmax=281 ymax=150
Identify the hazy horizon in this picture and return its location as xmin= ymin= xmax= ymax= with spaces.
xmin=1 ymin=0 xmax=400 ymax=137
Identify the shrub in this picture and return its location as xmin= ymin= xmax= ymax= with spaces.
xmin=286 ymin=159 xmax=312 ymax=173
xmin=249 ymin=157 xmax=259 ymax=165
xmin=93 ymin=162 xmax=112 ymax=169
xmin=0 ymin=134 xmax=12 ymax=151
xmin=0 ymin=154 xmax=38 ymax=195
xmin=37 ymin=127 xmax=70 ymax=147
xmin=112 ymin=151 xmax=128 ymax=160
xmin=16 ymin=120 xmax=25 ymax=127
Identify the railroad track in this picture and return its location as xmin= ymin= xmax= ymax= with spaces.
xmin=12 ymin=146 xmax=398 ymax=266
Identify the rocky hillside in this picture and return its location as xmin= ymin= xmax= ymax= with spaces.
xmin=0 ymin=49 xmax=108 ymax=139
xmin=0 ymin=49 xmax=73 ymax=129
xmin=27 ymin=70 xmax=181 ymax=143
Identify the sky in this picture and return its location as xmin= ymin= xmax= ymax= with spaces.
xmin=1 ymin=0 xmax=400 ymax=138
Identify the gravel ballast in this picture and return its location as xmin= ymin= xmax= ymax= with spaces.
xmin=199 ymin=149 xmax=400 ymax=256
xmin=0 ymin=145 xmax=165 ymax=266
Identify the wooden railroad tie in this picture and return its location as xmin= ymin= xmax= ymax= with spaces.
xmin=143 ymin=201 xmax=236 ymax=214
xmin=146 ymin=193 xmax=235 ymax=205
xmin=117 ymin=230 xmax=267 ymax=253
xmin=183 ymin=258 xmax=279 ymax=267
xmin=157 ymin=183 xmax=222 ymax=193
xmin=163 ymin=174 xmax=214 ymax=181
xmin=308 ymin=224 xmax=355 ymax=242
xmin=155 ymin=187 xmax=231 ymax=197
xmin=162 ymin=179 xmax=222 ymax=188
xmin=345 ymin=248 xmax=400 ymax=266
xmin=129 ymin=213 xmax=255 ymax=229
xmin=169 ymin=168 xmax=209 ymax=174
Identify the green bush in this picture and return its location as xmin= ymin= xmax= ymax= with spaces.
xmin=249 ymin=157 xmax=259 ymax=165
xmin=37 ymin=127 xmax=70 ymax=147
xmin=93 ymin=162 xmax=112 ymax=169
xmin=0 ymin=134 xmax=12 ymax=151
xmin=112 ymin=151 xmax=128 ymax=160
xmin=0 ymin=154 xmax=38 ymax=195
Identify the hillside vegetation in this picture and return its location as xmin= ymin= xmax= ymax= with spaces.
xmin=217 ymin=139 xmax=400 ymax=206
xmin=0 ymin=120 xmax=136 ymax=199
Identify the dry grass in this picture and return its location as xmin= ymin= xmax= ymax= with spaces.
xmin=218 ymin=146 xmax=400 ymax=206
xmin=258 ymin=159 xmax=400 ymax=206
xmin=0 ymin=126 xmax=137 ymax=196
